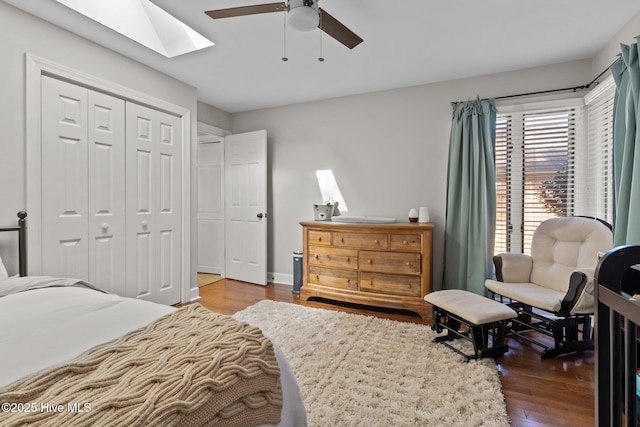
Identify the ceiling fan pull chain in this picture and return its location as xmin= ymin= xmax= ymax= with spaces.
xmin=282 ymin=11 xmax=289 ymax=61
xmin=318 ymin=10 xmax=324 ymax=62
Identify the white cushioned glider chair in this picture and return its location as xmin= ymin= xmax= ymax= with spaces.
xmin=485 ymin=216 xmax=613 ymax=359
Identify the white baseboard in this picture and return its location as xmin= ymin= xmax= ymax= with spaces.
xmin=188 ymin=287 xmax=201 ymax=302
xmin=269 ymin=272 xmax=293 ymax=286
xmin=197 ymin=267 xmax=221 ymax=274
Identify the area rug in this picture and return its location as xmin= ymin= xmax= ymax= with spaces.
xmin=233 ymin=300 xmax=509 ymax=427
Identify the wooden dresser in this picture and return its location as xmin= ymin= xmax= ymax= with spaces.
xmin=299 ymin=221 xmax=433 ymax=318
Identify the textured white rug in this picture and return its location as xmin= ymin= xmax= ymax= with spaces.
xmin=233 ymin=300 xmax=509 ymax=427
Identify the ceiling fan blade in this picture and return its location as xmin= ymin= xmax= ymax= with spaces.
xmin=318 ymin=8 xmax=363 ymax=49
xmin=205 ymin=3 xmax=287 ymax=20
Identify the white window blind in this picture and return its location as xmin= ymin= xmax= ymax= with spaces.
xmin=495 ymin=102 xmax=580 ymax=254
xmin=494 ymin=116 xmax=511 ymax=254
xmin=495 ymin=83 xmax=614 ymax=256
xmin=582 ymin=77 xmax=615 ymax=224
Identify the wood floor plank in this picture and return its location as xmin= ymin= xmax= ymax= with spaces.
xmin=195 ymin=278 xmax=596 ymax=427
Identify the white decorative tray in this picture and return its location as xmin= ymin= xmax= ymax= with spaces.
xmin=331 ymin=216 xmax=396 ymax=224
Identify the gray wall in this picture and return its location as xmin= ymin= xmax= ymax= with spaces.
xmin=230 ymin=60 xmax=593 ymax=289
xmin=591 ymin=11 xmax=640 ymax=79
xmin=197 ymin=101 xmax=231 ymax=131
xmin=0 ymin=3 xmax=198 ymax=278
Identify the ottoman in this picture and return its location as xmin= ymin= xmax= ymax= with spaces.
xmin=424 ymin=289 xmax=517 ymax=362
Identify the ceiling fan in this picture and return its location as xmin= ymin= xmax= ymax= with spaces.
xmin=204 ymin=0 xmax=363 ymax=49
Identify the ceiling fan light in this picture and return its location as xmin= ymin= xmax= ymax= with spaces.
xmin=288 ymin=6 xmax=319 ymax=32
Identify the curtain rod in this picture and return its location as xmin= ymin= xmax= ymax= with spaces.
xmin=456 ymin=59 xmax=618 ymax=103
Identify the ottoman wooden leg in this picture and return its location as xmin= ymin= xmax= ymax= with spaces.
xmin=473 ymin=322 xmax=510 ymax=359
xmin=425 ymin=290 xmax=517 ymax=362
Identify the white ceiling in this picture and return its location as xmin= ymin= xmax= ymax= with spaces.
xmin=5 ymin=0 xmax=640 ymax=113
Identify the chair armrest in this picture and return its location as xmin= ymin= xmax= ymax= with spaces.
xmin=558 ymin=268 xmax=596 ymax=316
xmin=493 ymin=253 xmax=533 ymax=283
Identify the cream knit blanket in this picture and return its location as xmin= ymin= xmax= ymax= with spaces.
xmin=0 ymin=304 xmax=283 ymax=427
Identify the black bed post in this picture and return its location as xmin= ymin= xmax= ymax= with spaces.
xmin=17 ymin=211 xmax=27 ymax=276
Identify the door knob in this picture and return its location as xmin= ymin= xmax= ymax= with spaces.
xmin=141 ymin=220 xmax=148 ymax=229
xmin=257 ymin=213 xmax=264 ymax=219
xmin=101 ymin=223 xmax=109 ymax=232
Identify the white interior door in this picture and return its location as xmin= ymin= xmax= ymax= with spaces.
xmin=41 ymin=76 xmax=89 ymax=280
xmin=41 ymin=77 xmax=126 ymax=292
xmin=87 ymin=91 xmax=126 ymax=295
xmin=196 ymin=136 xmax=224 ymax=274
xmin=126 ymin=102 xmax=182 ymax=305
xmin=224 ymin=130 xmax=268 ymax=285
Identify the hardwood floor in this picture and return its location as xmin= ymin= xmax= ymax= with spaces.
xmin=197 ymin=278 xmax=595 ymax=427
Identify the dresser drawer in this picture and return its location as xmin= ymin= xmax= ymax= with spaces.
xmin=332 ymin=232 xmax=388 ymax=250
xmin=308 ymin=246 xmax=358 ymax=269
xmin=308 ymin=230 xmax=331 ymax=246
xmin=308 ymin=266 xmax=358 ymax=290
xmin=359 ymin=251 xmax=421 ymax=275
xmin=360 ymin=272 xmax=421 ymax=297
xmin=300 ymin=221 xmax=433 ymax=319
xmin=389 ymin=234 xmax=421 ymax=251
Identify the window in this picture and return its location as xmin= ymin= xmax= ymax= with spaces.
xmin=495 ymin=79 xmax=615 ymax=255
xmin=495 ymin=101 xmax=582 ymax=254
xmin=582 ymin=78 xmax=615 ymax=224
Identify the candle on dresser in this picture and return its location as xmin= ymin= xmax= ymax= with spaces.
xmin=418 ymin=207 xmax=430 ymax=223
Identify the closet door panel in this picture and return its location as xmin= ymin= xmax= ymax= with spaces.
xmin=135 ymin=150 xmax=153 ymax=214
xmin=156 ymin=114 xmax=181 ymax=302
xmin=159 ymin=153 xmax=174 ymax=212
xmin=134 ymin=231 xmax=153 ymax=298
xmin=88 ymin=91 xmax=126 ymax=295
xmin=41 ymin=76 xmax=89 ymax=279
xmin=159 ymin=230 xmax=174 ymax=290
xmin=127 ymin=106 xmax=156 ymax=300
xmin=126 ymin=102 xmax=181 ymax=304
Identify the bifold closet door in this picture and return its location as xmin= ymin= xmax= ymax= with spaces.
xmin=41 ymin=76 xmax=89 ymax=280
xmin=125 ymin=103 xmax=182 ymax=305
xmin=41 ymin=76 xmax=126 ymax=295
xmin=88 ymin=91 xmax=126 ymax=295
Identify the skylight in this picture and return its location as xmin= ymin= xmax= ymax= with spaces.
xmin=55 ymin=0 xmax=214 ymax=58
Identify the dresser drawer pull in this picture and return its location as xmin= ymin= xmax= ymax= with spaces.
xmin=366 ymin=259 xmax=372 ymax=264
xmin=317 ymin=236 xmax=323 ymax=242
xmin=403 ymin=240 xmax=408 ymax=244
xmin=315 ymin=275 xmax=320 ymax=281
xmin=346 ymin=257 xmax=351 ymax=262
xmin=374 ymin=239 xmax=379 ymax=244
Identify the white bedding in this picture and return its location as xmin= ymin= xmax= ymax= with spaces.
xmin=0 ymin=276 xmax=307 ymax=427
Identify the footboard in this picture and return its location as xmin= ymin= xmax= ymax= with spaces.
xmin=595 ymin=245 xmax=640 ymax=426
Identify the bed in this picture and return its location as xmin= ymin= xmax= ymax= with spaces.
xmin=0 ymin=212 xmax=307 ymax=427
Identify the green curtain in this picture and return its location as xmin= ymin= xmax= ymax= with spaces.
xmin=443 ymin=98 xmax=496 ymax=294
xmin=611 ymin=37 xmax=640 ymax=246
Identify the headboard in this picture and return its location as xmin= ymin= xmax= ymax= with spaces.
xmin=0 ymin=211 xmax=27 ymax=276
